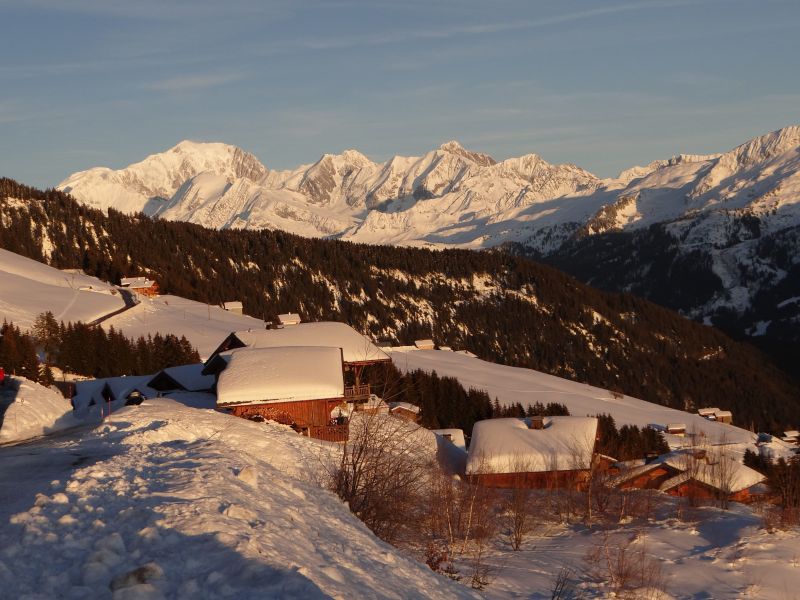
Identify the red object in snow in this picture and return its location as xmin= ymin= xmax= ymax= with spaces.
xmin=0 ymin=367 xmax=5 ymax=386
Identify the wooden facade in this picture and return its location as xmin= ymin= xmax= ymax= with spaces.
xmin=662 ymin=479 xmax=754 ymax=503
xmin=390 ymin=406 xmax=420 ymax=423
xmin=469 ymin=469 xmax=591 ymax=490
xmin=226 ymin=398 xmax=349 ymax=442
xmin=617 ymin=465 xmax=677 ymax=490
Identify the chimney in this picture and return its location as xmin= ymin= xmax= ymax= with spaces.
xmin=529 ymin=416 xmax=545 ymax=430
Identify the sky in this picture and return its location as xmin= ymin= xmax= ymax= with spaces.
xmin=1 ymin=0 xmax=799 ymax=187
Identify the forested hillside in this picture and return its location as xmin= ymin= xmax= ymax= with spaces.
xmin=1 ymin=178 xmax=798 ymax=431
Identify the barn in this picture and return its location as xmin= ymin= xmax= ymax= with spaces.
xmin=215 ymin=346 xmax=350 ymax=441
xmin=466 ymin=416 xmax=599 ymax=489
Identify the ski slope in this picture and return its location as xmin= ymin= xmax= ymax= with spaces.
xmin=0 ymin=249 xmax=124 ymax=329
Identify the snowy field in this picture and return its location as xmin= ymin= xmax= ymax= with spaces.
xmin=0 ymin=399 xmax=477 ymax=599
xmin=390 ymin=348 xmax=758 ymax=447
xmin=0 ymin=249 xmax=124 ymax=329
xmin=458 ymin=501 xmax=800 ymax=599
xmin=101 ymin=295 xmax=266 ymax=359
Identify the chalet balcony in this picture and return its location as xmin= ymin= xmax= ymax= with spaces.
xmin=344 ymin=384 xmax=371 ymax=402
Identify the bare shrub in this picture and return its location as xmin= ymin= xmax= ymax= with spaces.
xmin=585 ymin=529 xmax=666 ymax=598
xmin=501 ymin=456 xmax=537 ymax=550
xmin=328 ymin=410 xmax=434 ymax=544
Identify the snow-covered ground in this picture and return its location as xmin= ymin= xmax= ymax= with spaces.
xmin=100 ymin=295 xmax=266 ymax=360
xmin=390 ymin=348 xmax=762 ymax=447
xmin=0 ymin=399 xmax=477 ymax=599
xmin=0 ymin=377 xmax=83 ymax=444
xmin=464 ymin=501 xmax=800 ymax=599
xmin=0 ymin=248 xmax=124 ymax=329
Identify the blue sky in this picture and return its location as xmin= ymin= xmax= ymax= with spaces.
xmin=2 ymin=0 xmax=799 ymax=187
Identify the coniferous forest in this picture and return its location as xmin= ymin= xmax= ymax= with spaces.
xmin=1 ymin=178 xmax=799 ymax=431
xmin=0 ymin=315 xmax=199 ymax=382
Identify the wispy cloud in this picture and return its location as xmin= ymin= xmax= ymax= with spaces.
xmin=144 ymin=72 xmax=245 ymax=92
xmin=249 ymin=0 xmax=706 ymax=55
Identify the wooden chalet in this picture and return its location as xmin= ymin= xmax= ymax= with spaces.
xmin=612 ymin=449 xmax=766 ymax=503
xmin=466 ymin=416 xmax=600 ymax=490
xmin=223 ymin=301 xmax=244 ymax=314
xmin=120 ymin=276 xmax=159 ymax=297
xmin=389 ymin=402 xmax=420 ymax=423
xmin=203 ymin=322 xmax=391 ymax=403
xmin=215 ymin=346 xmax=351 ymax=442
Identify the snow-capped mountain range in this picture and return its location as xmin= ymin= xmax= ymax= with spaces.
xmin=57 ymin=127 xmax=800 ymax=355
xmin=58 ymin=126 xmax=800 ymax=253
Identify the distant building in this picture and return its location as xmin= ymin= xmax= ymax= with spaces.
xmin=223 ymin=301 xmax=244 ymax=314
xmin=389 ymin=402 xmax=420 ymax=423
xmin=697 ymin=407 xmax=733 ymax=424
xmin=714 ymin=410 xmax=733 ymax=425
xmin=414 ymin=339 xmax=435 ymax=350
xmin=120 ymin=276 xmax=159 ymax=297
xmin=276 ymin=313 xmax=302 ymax=327
xmin=666 ymin=423 xmax=687 ymax=436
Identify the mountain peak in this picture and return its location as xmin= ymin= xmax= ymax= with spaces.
xmin=437 ymin=140 xmax=496 ymax=166
xmin=439 ymin=140 xmax=464 ymax=152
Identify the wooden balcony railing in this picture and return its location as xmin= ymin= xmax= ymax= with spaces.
xmin=344 ymin=384 xmax=371 ymax=401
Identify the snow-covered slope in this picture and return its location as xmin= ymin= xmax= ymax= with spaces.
xmin=59 ymin=141 xmax=268 ymax=216
xmin=100 ymin=294 xmax=266 ymax=360
xmin=0 ymin=248 xmax=125 ymax=329
xmin=390 ymin=348 xmax=761 ymax=448
xmin=0 ymin=399 xmax=476 ymax=599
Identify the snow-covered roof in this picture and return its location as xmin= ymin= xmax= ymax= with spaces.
xmin=218 ymin=322 xmax=390 ymax=364
xmin=698 ymin=407 xmax=720 ymax=416
xmin=466 ymin=417 xmax=598 ymax=475
xmin=414 ymin=339 xmax=435 ymax=349
xmin=714 ymin=410 xmax=733 ymax=418
xmin=660 ymin=452 xmax=764 ymax=493
xmin=160 ymin=364 xmax=214 ymax=392
xmin=73 ymin=375 xmax=157 ymax=413
xmin=432 ymin=428 xmax=466 ymax=451
xmin=389 ymin=402 xmax=420 ymax=414
xmin=120 ymin=276 xmax=155 ymax=289
xmin=278 ymin=313 xmax=302 ymax=325
xmin=784 ymin=430 xmax=799 ymax=438
xmin=216 ymin=346 xmax=344 ymax=407
xmin=223 ymin=301 xmax=243 ymax=310
xmin=667 ymin=423 xmax=687 ymax=431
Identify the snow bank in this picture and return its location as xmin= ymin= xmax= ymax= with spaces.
xmin=0 ymin=377 xmax=81 ymax=443
xmin=217 ymin=346 xmax=344 ymax=406
xmin=0 ymin=399 xmax=475 ymax=599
